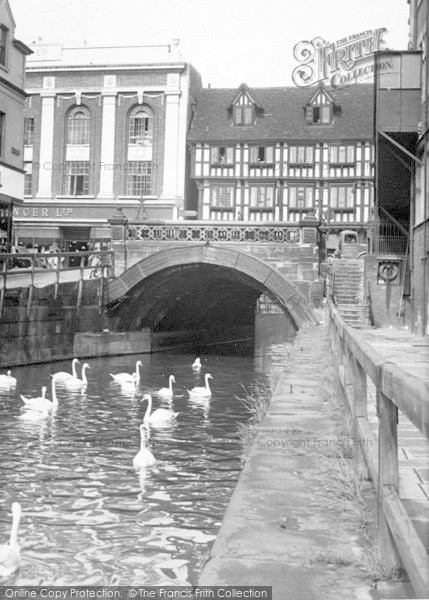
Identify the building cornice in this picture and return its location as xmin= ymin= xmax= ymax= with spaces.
xmin=0 ymin=75 xmax=27 ymax=98
xmin=25 ymin=63 xmax=186 ymax=74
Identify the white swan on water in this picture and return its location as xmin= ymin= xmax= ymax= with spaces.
xmin=0 ymin=502 xmax=21 ymax=577
xmin=142 ymin=393 xmax=177 ymax=425
xmin=133 ymin=424 xmax=156 ymax=468
xmin=0 ymin=370 xmax=17 ymax=388
xmin=61 ymin=363 xmax=90 ymax=389
xmin=188 ymin=373 xmax=213 ymax=399
xmin=110 ymin=360 xmax=142 ymax=384
xmin=192 ymin=357 xmax=202 ymax=372
xmin=158 ymin=375 xmax=175 ymax=398
xmin=21 ymin=377 xmax=59 ymax=412
xmin=51 ymin=358 xmax=80 ymax=383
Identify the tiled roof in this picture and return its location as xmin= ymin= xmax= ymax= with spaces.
xmin=188 ymin=84 xmax=374 ymax=142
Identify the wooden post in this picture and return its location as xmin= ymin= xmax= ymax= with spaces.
xmin=351 ymin=355 xmax=370 ymax=479
xmin=27 ymin=254 xmax=35 ymax=318
xmin=54 ymin=252 xmax=61 ymax=300
xmin=377 ymin=389 xmax=401 ymax=573
xmin=76 ymin=254 xmax=85 ymax=311
xmin=0 ymin=258 xmax=7 ymax=317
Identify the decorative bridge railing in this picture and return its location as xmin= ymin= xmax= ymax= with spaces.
xmin=126 ymin=221 xmax=301 ymax=243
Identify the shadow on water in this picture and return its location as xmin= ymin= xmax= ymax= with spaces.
xmin=0 ymin=313 xmax=295 ymax=585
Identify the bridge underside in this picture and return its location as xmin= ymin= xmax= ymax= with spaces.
xmin=107 ymin=245 xmax=316 ymax=341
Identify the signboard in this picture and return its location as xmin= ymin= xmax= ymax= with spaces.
xmin=292 ymin=28 xmax=390 ymax=88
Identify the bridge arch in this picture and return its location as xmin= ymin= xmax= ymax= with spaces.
xmin=107 ymin=245 xmax=316 ymax=329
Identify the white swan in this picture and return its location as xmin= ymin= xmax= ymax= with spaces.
xmin=51 ymin=358 xmax=80 ymax=383
xmin=0 ymin=502 xmax=21 ymax=577
xmin=20 ymin=385 xmax=48 ymax=411
xmin=133 ymin=424 xmax=156 ymax=468
xmin=158 ymin=375 xmax=175 ymax=398
xmin=142 ymin=393 xmax=177 ymax=425
xmin=110 ymin=360 xmax=142 ymax=384
xmin=0 ymin=370 xmax=17 ymax=388
xmin=62 ymin=362 xmax=90 ymax=389
xmin=188 ymin=373 xmax=213 ymax=398
xmin=192 ymin=357 xmax=202 ymax=372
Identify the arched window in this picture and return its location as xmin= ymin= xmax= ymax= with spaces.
xmin=128 ymin=108 xmax=153 ymax=145
xmin=67 ymin=107 xmax=91 ymax=145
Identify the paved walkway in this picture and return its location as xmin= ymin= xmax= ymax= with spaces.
xmin=199 ymin=324 xmax=418 ymax=599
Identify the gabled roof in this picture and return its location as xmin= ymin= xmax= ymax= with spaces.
xmin=306 ymin=82 xmax=336 ymax=106
xmin=0 ymin=0 xmax=16 ymax=30
xmin=228 ymin=83 xmax=263 ymax=110
xmin=188 ymin=84 xmax=374 ymax=143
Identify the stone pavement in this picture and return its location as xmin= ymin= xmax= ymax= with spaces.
xmin=199 ymin=324 xmax=417 ymax=599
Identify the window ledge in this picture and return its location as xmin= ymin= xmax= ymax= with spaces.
xmin=288 ymin=207 xmax=313 ymax=211
xmin=331 ymin=207 xmax=355 ymax=212
xmin=249 ymin=162 xmax=274 ymax=167
xmin=210 ymin=162 xmax=234 ymax=167
xmin=210 ymin=207 xmax=234 ymax=211
xmin=329 ymin=162 xmax=356 ymax=167
xmin=288 ymin=163 xmax=314 ymax=167
xmin=56 ymin=195 xmax=95 ymax=199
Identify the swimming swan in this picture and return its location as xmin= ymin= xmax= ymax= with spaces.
xmin=0 ymin=502 xmax=21 ymax=577
xmin=0 ymin=370 xmax=17 ymax=388
xmin=133 ymin=424 xmax=156 ymax=468
xmin=110 ymin=360 xmax=142 ymax=384
xmin=158 ymin=375 xmax=175 ymax=398
xmin=20 ymin=385 xmax=48 ymax=410
xmin=62 ymin=363 xmax=90 ymax=389
xmin=188 ymin=373 xmax=213 ymax=399
xmin=51 ymin=358 xmax=80 ymax=383
xmin=142 ymin=393 xmax=177 ymax=425
xmin=192 ymin=358 xmax=202 ymax=372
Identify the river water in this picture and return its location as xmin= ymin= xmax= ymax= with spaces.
xmin=0 ymin=315 xmax=295 ymax=585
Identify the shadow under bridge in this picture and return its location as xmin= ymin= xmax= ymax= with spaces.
xmin=106 ymin=245 xmax=316 ymax=345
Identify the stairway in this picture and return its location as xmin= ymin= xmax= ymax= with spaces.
xmin=331 ymin=259 xmax=367 ymax=328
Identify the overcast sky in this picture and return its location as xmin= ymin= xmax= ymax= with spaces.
xmin=11 ymin=0 xmax=410 ymax=87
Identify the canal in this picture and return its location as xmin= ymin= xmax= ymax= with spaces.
xmin=0 ymin=314 xmax=295 ymax=585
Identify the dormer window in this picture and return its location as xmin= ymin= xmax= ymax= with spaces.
xmin=305 ymin=85 xmax=336 ymax=126
xmin=234 ymin=105 xmax=254 ymax=125
xmin=230 ymin=84 xmax=262 ymax=127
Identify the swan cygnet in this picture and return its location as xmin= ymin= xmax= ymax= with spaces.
xmin=157 ymin=375 xmax=175 ymax=398
xmin=0 ymin=502 xmax=21 ymax=577
xmin=133 ymin=424 xmax=156 ymax=468
xmin=142 ymin=393 xmax=178 ymax=426
xmin=188 ymin=373 xmax=213 ymax=399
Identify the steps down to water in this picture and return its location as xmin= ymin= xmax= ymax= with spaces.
xmin=331 ymin=259 xmax=367 ymax=328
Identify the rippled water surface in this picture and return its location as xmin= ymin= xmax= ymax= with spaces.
xmin=0 ymin=315 xmax=294 ymax=585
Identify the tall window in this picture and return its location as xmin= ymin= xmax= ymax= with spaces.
xmin=128 ymin=108 xmax=153 ymax=145
xmin=288 ymin=186 xmax=314 ymax=209
xmin=250 ymin=186 xmax=274 ymax=208
xmin=234 ymin=105 xmax=254 ymax=125
xmin=65 ymin=162 xmax=90 ymax=195
xmin=67 ymin=107 xmax=91 ymax=145
xmin=24 ymin=172 xmax=32 ymax=196
xmin=329 ymin=145 xmax=355 ymax=164
xmin=210 ymin=186 xmax=234 ymax=208
xmin=330 ymin=186 xmax=355 ymax=209
xmin=0 ymin=26 xmax=8 ymax=66
xmin=24 ymin=118 xmax=34 ymax=146
xmin=288 ymin=146 xmax=314 ymax=165
xmin=126 ymin=161 xmax=152 ymax=196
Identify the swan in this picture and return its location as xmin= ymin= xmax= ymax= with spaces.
xmin=158 ymin=375 xmax=175 ymax=398
xmin=142 ymin=393 xmax=177 ymax=425
xmin=133 ymin=424 xmax=156 ymax=468
xmin=20 ymin=385 xmax=48 ymax=411
xmin=0 ymin=502 xmax=21 ymax=577
xmin=192 ymin=357 xmax=202 ymax=372
xmin=188 ymin=373 xmax=213 ymax=398
xmin=62 ymin=362 xmax=90 ymax=389
xmin=0 ymin=370 xmax=17 ymax=388
xmin=51 ymin=358 xmax=80 ymax=383
xmin=110 ymin=360 xmax=142 ymax=384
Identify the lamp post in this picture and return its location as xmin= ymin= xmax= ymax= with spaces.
xmin=107 ymin=206 xmax=128 ymax=274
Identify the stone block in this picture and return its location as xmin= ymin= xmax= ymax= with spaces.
xmin=73 ymin=329 xmax=151 ymax=358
